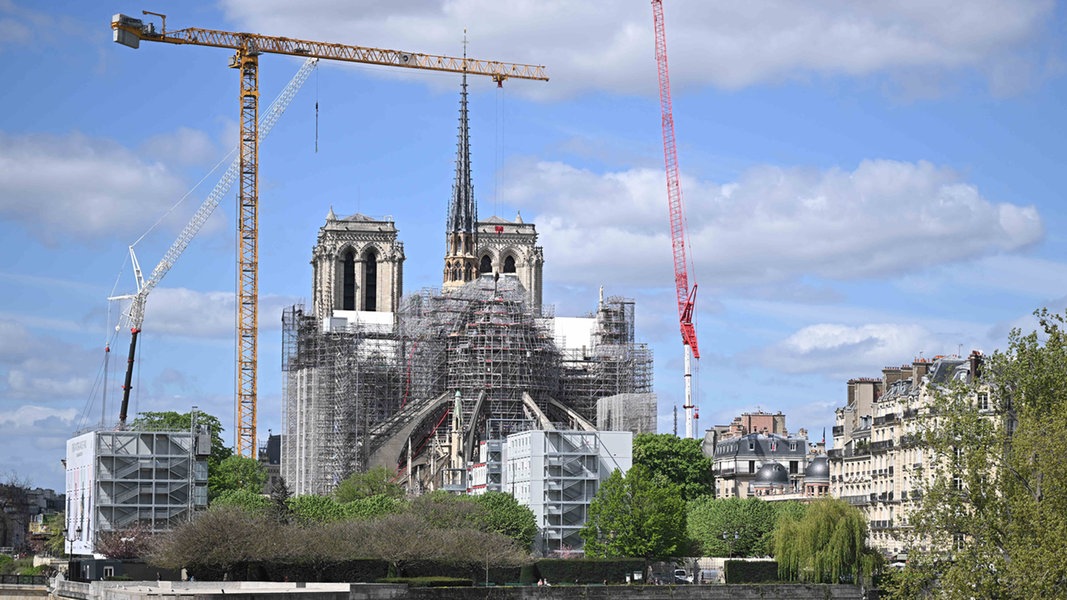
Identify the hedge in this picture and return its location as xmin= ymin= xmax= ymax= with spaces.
xmin=400 ymin=560 xmax=521 ymax=583
xmin=532 ymin=558 xmax=645 ymax=584
xmin=723 ymin=560 xmax=779 ymax=584
xmin=378 ymin=577 xmax=473 ymax=587
xmin=189 ymin=559 xmax=389 ymax=582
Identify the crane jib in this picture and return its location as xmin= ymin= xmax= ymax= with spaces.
xmin=112 ymin=17 xmax=548 ymax=82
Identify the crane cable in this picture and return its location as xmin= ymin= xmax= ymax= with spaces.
xmin=315 ymin=66 xmax=319 ymax=153
xmin=131 ymin=149 xmax=237 ymax=249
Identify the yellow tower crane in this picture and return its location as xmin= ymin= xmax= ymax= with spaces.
xmin=111 ymin=12 xmax=549 ymax=457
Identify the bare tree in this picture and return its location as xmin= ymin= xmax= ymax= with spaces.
xmin=0 ymin=473 xmax=32 ymax=550
xmin=96 ymin=522 xmax=155 ymax=559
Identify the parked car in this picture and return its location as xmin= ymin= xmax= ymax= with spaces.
xmin=673 ymin=568 xmax=692 ymax=583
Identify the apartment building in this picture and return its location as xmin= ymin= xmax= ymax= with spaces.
xmin=829 ymin=352 xmax=984 ymax=558
xmin=704 ymin=410 xmax=825 ymax=499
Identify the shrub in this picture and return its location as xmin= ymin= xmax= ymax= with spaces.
xmin=378 ymin=576 xmax=473 ymax=587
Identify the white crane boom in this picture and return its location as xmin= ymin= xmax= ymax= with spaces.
xmin=111 ymin=57 xmax=319 ymax=426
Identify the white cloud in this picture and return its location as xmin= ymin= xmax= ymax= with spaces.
xmin=759 ymin=322 xmax=938 ymax=376
xmin=219 ymin=0 xmax=1056 ymax=97
xmin=140 ymin=288 xmax=302 ymax=338
xmin=141 ymin=127 xmax=221 ymax=167
xmin=0 ymin=131 xmax=193 ymax=244
xmin=0 ymin=405 xmax=77 ymax=429
xmin=507 ymin=158 xmax=1043 ymax=291
xmin=0 ymin=319 xmax=98 ymax=402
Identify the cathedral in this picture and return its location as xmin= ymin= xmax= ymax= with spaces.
xmin=281 ymin=72 xmax=654 ymax=495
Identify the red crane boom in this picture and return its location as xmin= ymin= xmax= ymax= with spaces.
xmin=652 ymin=0 xmax=700 ymax=438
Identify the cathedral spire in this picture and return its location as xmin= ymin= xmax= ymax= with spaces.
xmin=443 ymin=31 xmax=479 ymax=290
xmin=447 ymin=33 xmax=476 ymax=235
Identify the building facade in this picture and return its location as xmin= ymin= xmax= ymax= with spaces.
xmin=829 ymin=352 xmax=985 ymax=558
xmin=705 ymin=411 xmax=823 ymax=500
xmin=311 ymin=210 xmax=404 ymax=320
xmin=504 ymin=429 xmax=632 ymax=556
xmin=65 ymin=428 xmax=209 ymax=556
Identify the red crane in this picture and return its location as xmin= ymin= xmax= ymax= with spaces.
xmin=652 ymin=0 xmax=700 ymax=438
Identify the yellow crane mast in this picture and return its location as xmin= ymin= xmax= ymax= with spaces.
xmin=111 ymin=12 xmax=549 ymax=457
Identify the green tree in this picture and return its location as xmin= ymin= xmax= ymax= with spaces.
xmin=268 ymin=477 xmax=294 ymax=524
xmin=632 ymin=433 xmax=713 ymax=501
xmin=341 ymin=494 xmax=406 ymax=520
xmin=334 ymin=467 xmax=404 ymax=502
xmin=472 ymin=491 xmax=538 ymax=549
xmin=580 ymin=465 xmax=687 ymax=561
xmin=212 ymin=488 xmax=272 ymax=514
xmin=895 ymin=310 xmax=1067 ymax=599
xmin=287 ymin=494 xmax=347 ymax=524
xmin=687 ymin=496 xmax=804 ymax=557
xmin=45 ymin=513 xmax=67 ymax=557
xmin=774 ymin=497 xmax=879 ymax=585
xmin=131 ymin=410 xmax=232 ymax=469
xmin=208 ymin=455 xmax=267 ymax=500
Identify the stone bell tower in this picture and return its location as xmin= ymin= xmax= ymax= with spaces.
xmin=311 ymin=208 xmax=404 ymax=321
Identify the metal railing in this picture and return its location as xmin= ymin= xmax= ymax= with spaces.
xmin=0 ymin=574 xmax=49 ymax=585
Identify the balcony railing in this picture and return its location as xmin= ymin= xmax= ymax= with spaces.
xmin=828 ymin=447 xmax=870 ymax=459
xmin=873 ymin=413 xmax=898 ymax=426
xmin=870 ymin=440 xmax=894 ymax=453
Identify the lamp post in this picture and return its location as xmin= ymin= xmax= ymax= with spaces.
xmin=722 ymin=530 xmax=739 ymax=557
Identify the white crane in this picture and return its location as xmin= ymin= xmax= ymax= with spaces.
xmin=109 ymin=57 xmax=319 ymax=427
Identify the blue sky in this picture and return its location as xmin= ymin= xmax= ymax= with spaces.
xmin=2 ymin=0 xmax=1064 ymax=492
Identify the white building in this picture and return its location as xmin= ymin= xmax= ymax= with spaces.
xmin=829 ymin=352 xmax=988 ymax=559
xmin=503 ymin=429 xmax=632 ymax=556
xmin=65 ymin=429 xmax=209 ymax=556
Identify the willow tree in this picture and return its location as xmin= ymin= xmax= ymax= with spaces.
xmin=892 ymin=309 xmax=1067 ymax=599
xmin=774 ymin=498 xmax=878 ymax=584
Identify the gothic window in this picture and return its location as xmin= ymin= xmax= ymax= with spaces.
xmin=479 ymin=255 xmax=492 ymax=275
xmin=503 ymin=255 xmax=516 ymax=273
xmin=363 ymin=248 xmax=378 ymax=311
xmin=342 ymin=249 xmax=356 ymax=310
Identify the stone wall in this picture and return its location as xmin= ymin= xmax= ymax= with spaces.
xmin=50 ymin=581 xmax=865 ymax=600
xmin=406 ymin=585 xmax=863 ymax=600
xmin=0 ymin=584 xmax=49 ymax=600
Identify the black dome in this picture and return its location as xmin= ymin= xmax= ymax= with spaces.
xmin=754 ymin=462 xmax=789 ymax=485
xmin=805 ymin=456 xmax=829 ymax=482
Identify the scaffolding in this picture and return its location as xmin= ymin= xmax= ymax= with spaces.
xmin=65 ymin=427 xmax=209 ymax=555
xmin=281 ymin=304 xmax=402 ymax=495
xmin=557 ymin=297 xmax=655 ymax=430
xmin=281 ymin=281 xmax=655 ymax=495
